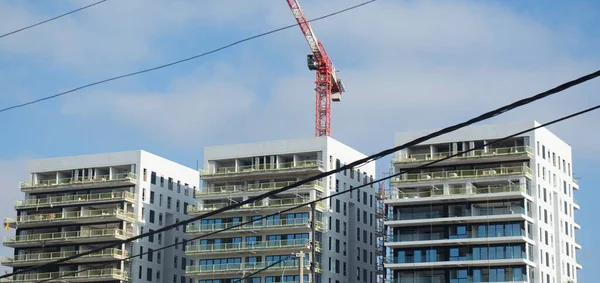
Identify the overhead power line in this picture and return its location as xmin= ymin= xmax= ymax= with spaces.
xmin=0 ymin=0 xmax=108 ymax=39
xmin=3 ymin=68 xmax=598 ymax=280
xmin=0 ymin=0 xmax=377 ymax=115
xmin=32 ymin=102 xmax=600 ymax=283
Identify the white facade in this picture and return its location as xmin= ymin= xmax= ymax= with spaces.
xmin=2 ymin=150 xmax=198 ymax=283
xmin=385 ymin=121 xmax=581 ymax=283
xmin=187 ymin=136 xmax=378 ymax=283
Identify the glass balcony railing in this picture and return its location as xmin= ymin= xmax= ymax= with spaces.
xmin=1 ymin=248 xmax=127 ymax=265
xmin=5 ymin=268 xmax=128 ymax=282
xmin=10 ymin=208 xmax=135 ymax=224
xmin=189 ymin=198 xmax=324 ymax=213
xmin=186 ymin=260 xmax=320 ymax=274
xmin=394 ymin=146 xmax=533 ymax=164
xmin=14 ymin=191 xmax=135 ymax=208
xmin=388 ymin=229 xmax=526 ymax=242
xmin=3 ymin=229 xmax=132 ymax=245
xmin=186 ymin=238 xmax=319 ymax=254
xmin=198 ymin=180 xmax=324 ymax=195
xmin=386 ymin=251 xmax=528 ymax=264
xmin=391 ymin=166 xmax=532 ymax=183
xmin=387 ymin=207 xmax=526 ymax=221
xmin=187 ymin=218 xmax=324 ymax=234
xmin=388 ymin=185 xmax=527 ymax=200
xmin=200 ymin=160 xmax=323 ymax=176
xmin=20 ymin=172 xmax=137 ymax=189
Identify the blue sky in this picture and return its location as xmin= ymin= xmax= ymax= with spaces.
xmin=0 ymin=0 xmax=598 ymax=280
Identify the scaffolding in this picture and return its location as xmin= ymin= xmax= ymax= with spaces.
xmin=375 ymin=170 xmax=388 ymax=283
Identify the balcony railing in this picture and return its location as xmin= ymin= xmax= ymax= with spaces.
xmin=189 ymin=197 xmax=324 ymax=213
xmin=20 ymin=172 xmax=136 ymax=189
xmin=1 ymin=248 xmax=127 ymax=265
xmin=15 ymin=191 xmax=135 ymax=208
xmin=200 ymin=160 xmax=323 ymax=176
xmin=186 ymin=238 xmax=318 ymax=254
xmin=391 ymin=166 xmax=532 ymax=183
xmin=386 ymin=251 xmax=527 ymax=264
xmin=198 ymin=180 xmax=324 ymax=195
xmin=388 ymin=229 xmax=526 ymax=242
xmin=388 ymin=185 xmax=526 ymax=200
xmin=11 ymin=208 xmax=135 ymax=224
xmin=186 ymin=260 xmax=320 ymax=274
xmin=395 ymin=145 xmax=533 ymax=164
xmin=387 ymin=206 xmax=526 ymax=221
xmin=187 ymin=218 xmax=324 ymax=234
xmin=5 ymin=268 xmax=128 ymax=282
xmin=3 ymin=229 xmax=132 ymax=245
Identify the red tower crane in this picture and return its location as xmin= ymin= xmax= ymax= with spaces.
xmin=286 ymin=0 xmax=346 ymax=137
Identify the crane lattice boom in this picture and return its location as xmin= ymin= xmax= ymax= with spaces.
xmin=286 ymin=0 xmax=345 ymax=137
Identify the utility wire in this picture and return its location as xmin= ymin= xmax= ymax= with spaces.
xmin=0 ymin=0 xmax=377 ymax=114
xmin=232 ymin=256 xmax=295 ymax=283
xmin=0 ymin=0 xmax=108 ymax=39
xmin=5 ymin=67 xmax=599 ymax=280
xmin=31 ymin=103 xmax=600 ymax=283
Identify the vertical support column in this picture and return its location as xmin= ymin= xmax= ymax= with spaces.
xmin=296 ymin=251 xmax=305 ymax=283
xmin=310 ymin=202 xmax=316 ymax=283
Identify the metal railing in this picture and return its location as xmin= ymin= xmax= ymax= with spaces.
xmin=186 ymin=260 xmax=320 ymax=274
xmin=386 ymin=251 xmax=528 ymax=264
xmin=198 ymin=180 xmax=324 ymax=195
xmin=5 ymin=268 xmax=128 ymax=282
xmin=395 ymin=145 xmax=533 ymax=164
xmin=3 ymin=228 xmax=132 ymax=244
xmin=187 ymin=218 xmax=324 ymax=233
xmin=20 ymin=172 xmax=137 ymax=189
xmin=1 ymin=248 xmax=127 ymax=264
xmin=387 ymin=229 xmax=526 ymax=242
xmin=15 ymin=191 xmax=135 ymax=208
xmin=11 ymin=208 xmax=135 ymax=224
xmin=391 ymin=166 xmax=532 ymax=183
xmin=189 ymin=197 xmax=324 ymax=213
xmin=388 ymin=185 xmax=526 ymax=200
xmin=186 ymin=238 xmax=318 ymax=253
xmin=200 ymin=160 xmax=323 ymax=176
xmin=386 ymin=207 xmax=526 ymax=221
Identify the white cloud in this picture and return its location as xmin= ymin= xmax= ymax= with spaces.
xmin=55 ymin=0 xmax=600 ymax=158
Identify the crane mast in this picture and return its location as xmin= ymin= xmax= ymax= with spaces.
xmin=286 ymin=0 xmax=345 ymax=137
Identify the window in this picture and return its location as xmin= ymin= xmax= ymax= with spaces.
xmin=357 ymin=208 xmax=361 ymax=222
xmin=184 ymin=202 xmax=189 ymax=215
xmin=168 ymin=177 xmax=173 ymax=190
xmin=343 ymin=202 xmax=347 ymax=216
xmin=335 ymin=239 xmax=340 ymax=253
xmin=146 ymin=267 xmax=152 ymax=281
xmin=143 ymin=168 xmax=147 ymax=181
xmin=142 ymin=188 xmax=146 ymax=201
xmin=176 ymin=200 xmax=181 ymax=212
xmin=150 ymin=191 xmax=155 ymax=204
xmin=149 ymin=210 xmax=155 ymax=223
xmin=151 ymin=171 xmax=157 ymax=184
xmin=335 ymin=199 xmax=340 ymax=213
xmin=174 ymin=256 xmax=178 ymax=268
xmin=160 ymin=176 xmax=164 ymax=187
xmin=147 ymin=248 xmax=154 ymax=262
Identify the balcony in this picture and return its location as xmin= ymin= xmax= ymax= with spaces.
xmin=20 ymin=172 xmax=137 ymax=193
xmin=4 ymin=268 xmax=128 ymax=282
xmin=386 ymin=185 xmax=529 ymax=206
xmin=200 ymin=160 xmax=324 ymax=181
xmin=386 ymin=229 xmax=529 ymax=248
xmin=394 ymin=146 xmax=533 ymax=168
xmin=3 ymin=229 xmax=133 ymax=248
xmin=197 ymin=180 xmax=324 ymax=199
xmin=4 ymin=208 xmax=135 ymax=229
xmin=186 ymin=238 xmax=320 ymax=257
xmin=391 ymin=166 xmax=532 ymax=184
xmin=186 ymin=218 xmax=324 ymax=236
xmin=15 ymin=191 xmax=135 ymax=209
xmin=186 ymin=260 xmax=320 ymax=278
xmin=1 ymin=248 xmax=128 ymax=267
xmin=385 ymin=251 xmax=530 ymax=270
xmin=189 ymin=197 xmax=325 ymax=215
xmin=386 ymin=207 xmax=529 ymax=227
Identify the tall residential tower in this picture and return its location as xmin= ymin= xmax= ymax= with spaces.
xmin=186 ymin=136 xmax=378 ymax=283
xmin=2 ymin=150 xmax=198 ymax=283
xmin=384 ymin=121 xmax=581 ymax=283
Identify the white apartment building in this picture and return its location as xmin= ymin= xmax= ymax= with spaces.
xmin=2 ymin=150 xmax=198 ymax=283
xmin=384 ymin=121 xmax=581 ymax=283
xmin=185 ymin=136 xmax=378 ymax=283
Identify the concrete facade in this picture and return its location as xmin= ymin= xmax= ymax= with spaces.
xmin=384 ymin=121 xmax=581 ymax=283
xmin=2 ymin=150 xmax=198 ymax=283
xmin=186 ymin=136 xmax=378 ymax=283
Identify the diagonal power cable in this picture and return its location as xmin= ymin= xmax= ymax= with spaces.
xmin=0 ymin=0 xmax=377 ymax=114
xmin=0 ymin=0 xmax=108 ymax=39
xmin=4 ymin=67 xmax=599 ymax=280
xmin=33 ymin=102 xmax=600 ymax=283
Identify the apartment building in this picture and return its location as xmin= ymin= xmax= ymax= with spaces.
xmin=384 ymin=121 xmax=581 ymax=283
xmin=186 ymin=136 xmax=378 ymax=283
xmin=2 ymin=150 xmax=198 ymax=283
